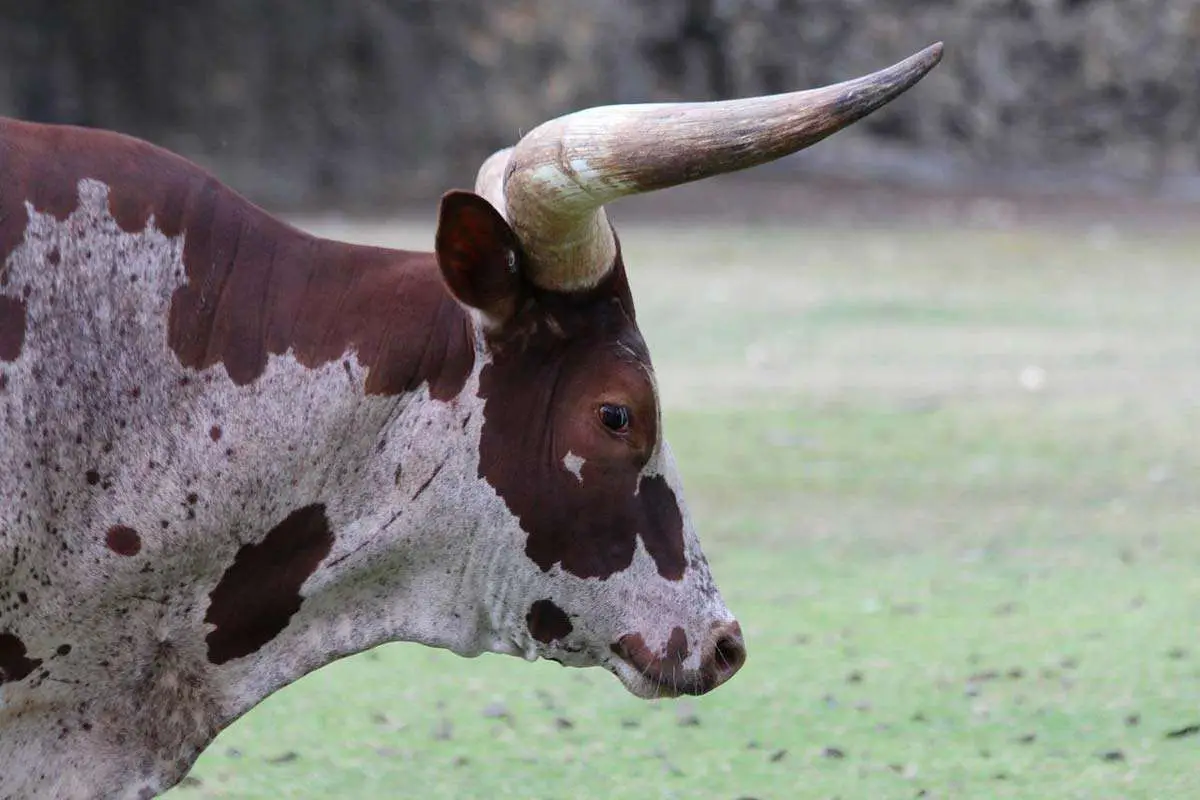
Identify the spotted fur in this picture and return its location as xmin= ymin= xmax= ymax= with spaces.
xmin=0 ymin=119 xmax=743 ymax=797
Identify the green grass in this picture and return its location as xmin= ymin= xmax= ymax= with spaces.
xmin=171 ymin=221 xmax=1200 ymax=799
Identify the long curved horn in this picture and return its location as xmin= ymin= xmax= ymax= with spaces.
xmin=476 ymin=42 xmax=944 ymax=292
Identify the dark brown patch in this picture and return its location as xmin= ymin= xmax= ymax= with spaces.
xmin=46 ymin=246 xmax=61 ymax=266
xmin=0 ymin=296 xmax=27 ymax=361
xmin=85 ymin=469 xmax=100 ymax=486
xmin=635 ymin=475 xmax=686 ymax=580
xmin=477 ymin=257 xmax=686 ymax=581
xmin=0 ymin=632 xmax=42 ymax=684
xmin=205 ymin=504 xmax=334 ymax=665
xmin=611 ymin=627 xmax=707 ymax=696
xmin=105 ymin=525 xmax=141 ymax=556
xmin=0 ymin=117 xmax=473 ymax=400
xmin=209 ymin=425 xmax=222 ymax=442
xmin=163 ymin=181 xmax=472 ymax=397
xmin=526 ymin=599 xmax=573 ymax=644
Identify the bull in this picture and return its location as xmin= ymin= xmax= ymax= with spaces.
xmin=0 ymin=43 xmax=941 ymax=797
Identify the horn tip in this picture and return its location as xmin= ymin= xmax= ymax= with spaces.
xmin=891 ymin=41 xmax=944 ymax=87
xmin=914 ymin=42 xmax=945 ymax=71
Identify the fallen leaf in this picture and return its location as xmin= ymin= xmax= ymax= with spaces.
xmin=675 ymin=703 xmax=701 ymax=727
xmin=433 ymin=718 xmax=453 ymax=741
xmin=1166 ymin=723 xmax=1200 ymax=739
xmin=890 ymin=602 xmax=922 ymax=616
xmin=482 ymin=702 xmax=511 ymax=721
xmin=653 ymin=748 xmax=685 ymax=777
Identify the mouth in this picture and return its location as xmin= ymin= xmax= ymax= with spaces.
xmin=606 ymin=656 xmax=702 ymax=699
xmin=607 ymin=623 xmax=745 ymax=699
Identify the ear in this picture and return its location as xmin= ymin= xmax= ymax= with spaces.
xmin=435 ymin=190 xmax=525 ymax=329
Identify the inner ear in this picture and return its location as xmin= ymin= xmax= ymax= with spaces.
xmin=435 ymin=190 xmax=525 ymax=328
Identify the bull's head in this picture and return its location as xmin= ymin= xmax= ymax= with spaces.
xmin=420 ymin=45 xmax=942 ymax=698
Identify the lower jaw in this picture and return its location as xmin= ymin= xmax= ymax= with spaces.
xmin=607 ymin=660 xmax=688 ymax=699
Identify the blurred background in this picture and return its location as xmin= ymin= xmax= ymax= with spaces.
xmin=7 ymin=3 xmax=1198 ymax=798
xmin=3 ymin=0 xmax=1199 ymax=218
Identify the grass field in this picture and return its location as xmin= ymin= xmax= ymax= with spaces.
xmin=170 ymin=216 xmax=1200 ymax=799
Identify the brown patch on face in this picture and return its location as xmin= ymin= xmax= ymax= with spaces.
xmin=477 ymin=257 xmax=687 ymax=581
xmin=0 ymin=117 xmax=474 ymax=400
xmin=526 ymin=599 xmax=573 ymax=644
xmin=634 ymin=475 xmax=686 ymax=581
xmin=209 ymin=425 xmax=222 ymax=442
xmin=205 ymin=504 xmax=334 ymax=665
xmin=105 ymin=525 xmax=142 ymax=556
xmin=0 ymin=296 xmax=27 ymax=361
xmin=611 ymin=627 xmax=705 ymax=697
xmin=0 ymin=632 xmax=42 ymax=684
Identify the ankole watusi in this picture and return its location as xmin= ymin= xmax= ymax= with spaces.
xmin=0 ymin=43 xmax=942 ymax=798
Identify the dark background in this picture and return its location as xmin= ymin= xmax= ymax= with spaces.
xmin=2 ymin=0 xmax=1196 ymax=212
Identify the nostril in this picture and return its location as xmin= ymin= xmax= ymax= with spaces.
xmin=709 ymin=621 xmax=747 ymax=684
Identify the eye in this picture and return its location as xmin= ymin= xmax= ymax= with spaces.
xmin=598 ymin=403 xmax=631 ymax=433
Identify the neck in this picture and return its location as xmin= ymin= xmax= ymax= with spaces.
xmin=0 ymin=164 xmax=492 ymax=796
xmin=158 ymin=222 xmax=496 ymax=704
